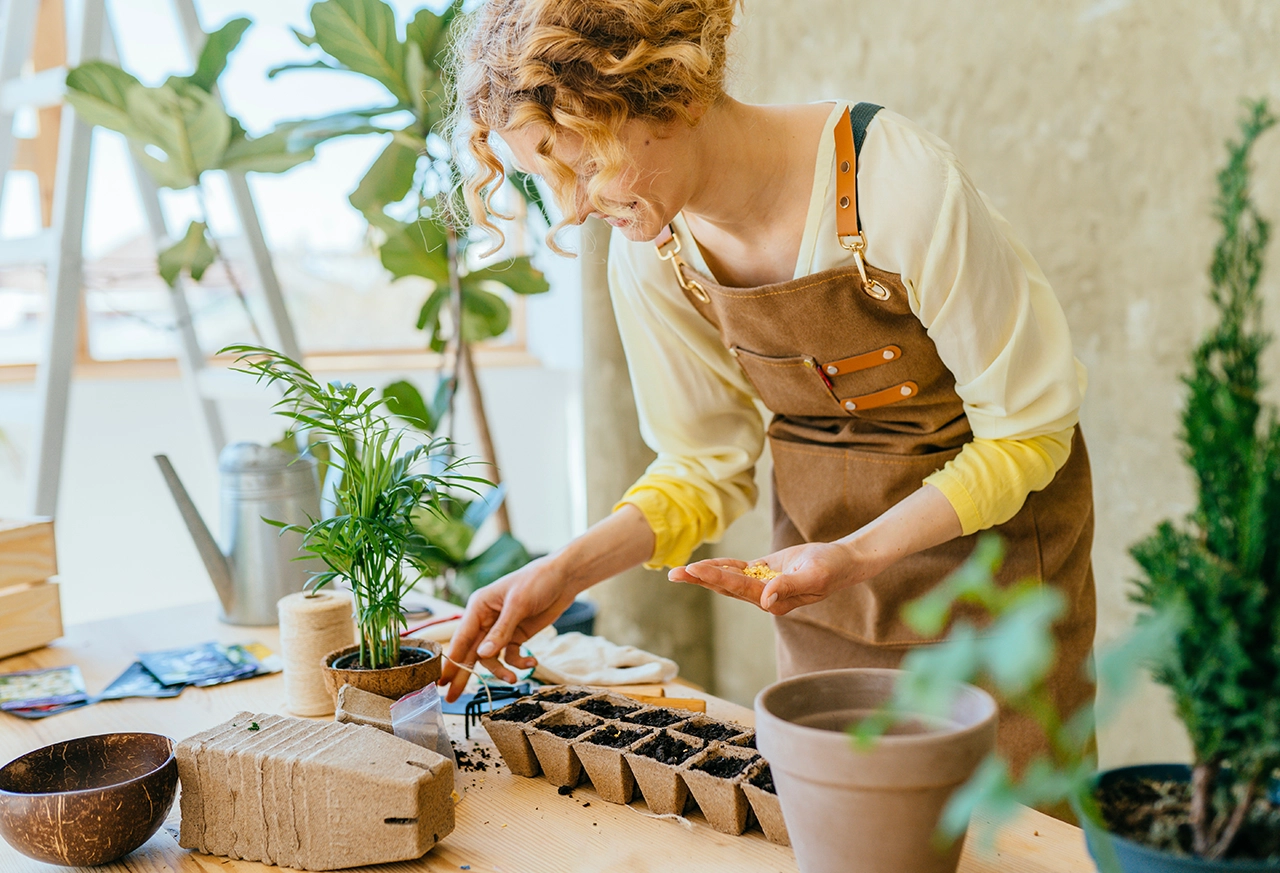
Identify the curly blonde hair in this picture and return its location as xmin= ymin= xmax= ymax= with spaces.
xmin=447 ymin=0 xmax=740 ymax=253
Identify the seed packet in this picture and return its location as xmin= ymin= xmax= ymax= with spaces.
xmin=190 ymin=642 xmax=280 ymax=687
xmin=138 ymin=642 xmax=257 ymax=687
xmin=0 ymin=665 xmax=89 ymax=711
xmin=4 ymin=700 xmax=92 ymax=719
xmin=98 ymin=661 xmax=185 ymax=700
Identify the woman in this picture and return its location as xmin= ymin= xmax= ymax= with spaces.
xmin=439 ymin=0 xmax=1095 ymax=768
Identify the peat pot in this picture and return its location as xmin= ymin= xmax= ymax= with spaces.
xmin=321 ymin=642 xmax=442 ymax=703
xmin=755 ymin=668 xmax=997 ymax=873
xmin=1082 ymin=765 xmax=1280 ymax=873
xmin=0 ymin=733 xmax=178 ymax=866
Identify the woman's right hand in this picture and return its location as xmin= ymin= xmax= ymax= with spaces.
xmin=438 ymin=504 xmax=657 ymax=702
xmin=440 ymin=555 xmax=576 ymax=702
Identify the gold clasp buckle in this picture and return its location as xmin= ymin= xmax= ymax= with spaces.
xmin=655 ymin=230 xmax=709 ymax=303
xmin=840 ymin=232 xmax=890 ymax=301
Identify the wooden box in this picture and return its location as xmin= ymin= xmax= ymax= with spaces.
xmin=0 ymin=518 xmax=63 ymax=658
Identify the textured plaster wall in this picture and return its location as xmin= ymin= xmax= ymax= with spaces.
xmin=718 ymin=0 xmax=1280 ymax=766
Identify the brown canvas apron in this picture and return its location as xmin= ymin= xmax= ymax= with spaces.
xmin=652 ymin=103 xmax=1096 ymax=772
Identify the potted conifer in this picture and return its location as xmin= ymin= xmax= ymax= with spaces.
xmin=1107 ymin=99 xmax=1280 ymax=869
xmin=227 ymin=344 xmax=487 ymax=700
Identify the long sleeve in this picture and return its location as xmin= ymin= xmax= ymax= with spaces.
xmin=607 ymin=233 xmax=765 ymax=568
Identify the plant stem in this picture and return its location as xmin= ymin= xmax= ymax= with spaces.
xmin=194 ymin=181 xmax=265 ymax=344
xmin=459 ymin=340 xmax=511 ymax=534
xmin=1206 ymin=777 xmax=1257 ymax=860
xmin=1190 ymin=761 xmax=1216 ymax=856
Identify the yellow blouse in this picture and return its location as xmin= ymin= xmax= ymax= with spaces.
xmin=607 ymin=101 xmax=1087 ymax=568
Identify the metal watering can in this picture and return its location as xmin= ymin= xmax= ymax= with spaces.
xmin=154 ymin=443 xmax=321 ymax=626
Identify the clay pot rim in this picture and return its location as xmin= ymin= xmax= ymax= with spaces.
xmin=0 ymin=732 xmax=175 ymax=799
xmin=755 ymin=667 xmax=997 ymax=747
xmin=322 ymin=642 xmax=442 ymax=673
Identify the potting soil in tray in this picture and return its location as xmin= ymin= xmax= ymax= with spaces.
xmin=750 ymin=764 xmax=776 ymax=794
xmin=679 ymin=720 xmax=745 ymax=742
xmin=535 ymin=688 xmax=591 ymax=704
xmin=635 ymin=731 xmax=701 ymax=766
xmin=579 ymin=698 xmax=640 ymax=720
xmin=584 ymin=725 xmax=650 ymax=749
xmin=1097 ymin=775 xmax=1280 ymax=860
xmin=487 ymin=702 xmax=545 ymax=723
xmin=623 ymin=708 xmax=686 ymax=728
xmin=694 ymin=752 xmax=754 ymax=779
xmin=543 ymin=722 xmax=595 ymax=739
xmin=481 ymin=686 xmax=785 ymax=843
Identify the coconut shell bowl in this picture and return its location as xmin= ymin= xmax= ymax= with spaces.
xmin=0 ymin=732 xmax=178 ymax=866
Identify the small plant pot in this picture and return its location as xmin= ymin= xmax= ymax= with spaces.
xmin=755 ymin=667 xmax=996 ymax=873
xmin=1082 ymin=764 xmax=1280 ymax=872
xmin=624 ymin=731 xmax=706 ymax=816
xmin=526 ymin=709 xmax=602 ymax=788
xmin=620 ymin=707 xmax=690 ymax=730
xmin=573 ymin=693 xmax=643 ymax=721
xmin=481 ymin=702 xmax=550 ymax=778
xmin=742 ymin=762 xmax=790 ymax=846
xmin=320 ymin=643 xmax=442 ymax=704
xmin=681 ymin=745 xmax=760 ymax=835
xmin=573 ymin=724 xmax=655 ymax=804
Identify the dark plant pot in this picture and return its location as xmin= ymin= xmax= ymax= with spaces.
xmin=553 ymin=599 xmax=598 ymax=636
xmin=0 ymin=733 xmax=178 ymax=866
xmin=1082 ymin=764 xmax=1280 ymax=872
xmin=321 ymin=642 xmax=442 ymax=704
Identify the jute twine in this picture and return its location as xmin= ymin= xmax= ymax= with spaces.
xmin=278 ymin=589 xmax=355 ymax=717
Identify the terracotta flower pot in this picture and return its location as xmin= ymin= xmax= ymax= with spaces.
xmin=755 ymin=668 xmax=997 ymax=873
xmin=321 ymin=642 xmax=441 ymax=704
xmin=1082 ymin=764 xmax=1280 ymax=872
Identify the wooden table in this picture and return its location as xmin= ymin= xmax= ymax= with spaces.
xmin=0 ymin=603 xmax=1095 ymax=873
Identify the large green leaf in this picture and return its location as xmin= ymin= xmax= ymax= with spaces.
xmin=309 ymin=0 xmax=410 ymax=105
xmin=455 ymin=533 xmax=532 ymax=600
xmin=267 ymin=59 xmax=344 ymax=78
xmin=415 ymin=287 xmax=449 ymax=332
xmin=186 ymin=17 xmax=251 ymax=93
xmin=64 ymin=62 xmax=143 ymax=136
xmin=220 ymin=125 xmax=317 ymax=174
xmin=125 ymin=81 xmax=231 ymax=188
xmin=383 ymin=379 xmax=434 ymax=431
xmin=158 ymin=221 xmax=216 ymax=286
xmin=411 ymin=503 xmax=473 ymax=564
xmin=465 ymin=256 xmax=550 ymax=296
xmin=380 ymin=220 xmax=449 ymax=285
xmin=349 ymin=137 xmax=419 ymax=218
xmin=460 ymin=285 xmax=511 ymax=342
xmin=405 ymin=3 xmax=459 ymax=69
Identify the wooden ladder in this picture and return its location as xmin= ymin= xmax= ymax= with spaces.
xmin=0 ymin=0 xmax=302 ymax=516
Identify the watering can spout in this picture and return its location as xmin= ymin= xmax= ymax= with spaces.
xmin=154 ymin=453 xmax=236 ymax=609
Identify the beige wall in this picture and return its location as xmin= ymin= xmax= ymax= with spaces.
xmin=714 ymin=0 xmax=1280 ymax=767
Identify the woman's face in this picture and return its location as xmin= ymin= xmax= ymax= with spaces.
xmin=498 ymin=117 xmax=695 ymax=243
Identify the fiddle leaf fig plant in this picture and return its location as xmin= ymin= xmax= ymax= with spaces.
xmin=226 ymin=343 xmax=489 ymax=669
xmin=63 ymin=15 xmax=380 ymax=332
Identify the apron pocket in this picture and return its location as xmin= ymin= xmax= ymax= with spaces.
xmin=731 ymin=347 xmax=844 ymax=418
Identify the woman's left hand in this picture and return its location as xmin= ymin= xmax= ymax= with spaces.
xmin=670 ymin=541 xmax=889 ymax=616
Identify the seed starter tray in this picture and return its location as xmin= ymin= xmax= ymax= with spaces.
xmin=481 ymin=686 xmax=785 ymax=843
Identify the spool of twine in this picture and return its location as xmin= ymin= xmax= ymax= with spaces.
xmin=278 ymin=589 xmax=355 ymax=717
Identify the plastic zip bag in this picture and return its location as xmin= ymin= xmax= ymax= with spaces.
xmin=390 ymin=683 xmax=464 ymax=795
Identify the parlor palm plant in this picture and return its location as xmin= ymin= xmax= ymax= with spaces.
xmin=227 ymin=344 xmax=487 ymax=669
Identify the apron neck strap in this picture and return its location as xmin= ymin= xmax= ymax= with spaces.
xmin=835 ymin=102 xmax=883 ymax=243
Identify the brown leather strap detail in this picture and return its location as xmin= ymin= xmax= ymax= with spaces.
xmin=821 ymin=345 xmax=900 ymax=377
xmin=837 ymin=381 xmax=918 ymax=413
xmin=834 ymin=106 xmax=860 ymax=239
